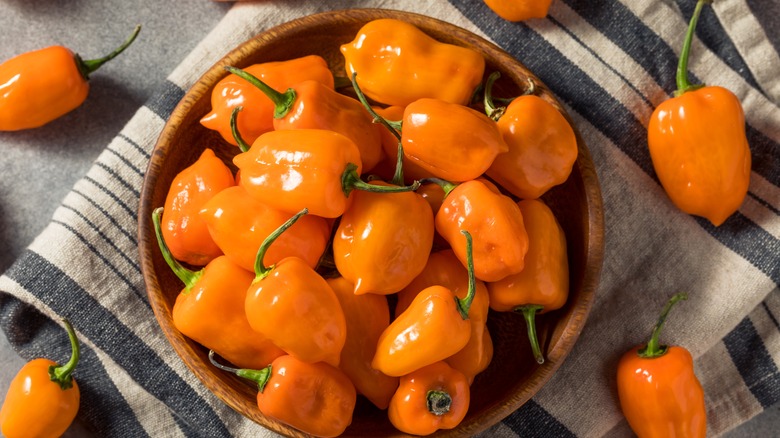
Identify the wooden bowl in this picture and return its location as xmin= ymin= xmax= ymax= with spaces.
xmin=138 ymin=8 xmax=604 ymax=437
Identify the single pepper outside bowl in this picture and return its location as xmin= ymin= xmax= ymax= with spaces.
xmin=138 ymin=8 xmax=604 ymax=438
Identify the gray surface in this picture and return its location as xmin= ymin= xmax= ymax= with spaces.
xmin=0 ymin=1 xmax=777 ymax=437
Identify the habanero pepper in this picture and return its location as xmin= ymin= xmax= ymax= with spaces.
xmin=340 ymin=18 xmax=485 ymax=107
xmin=647 ymin=0 xmax=751 ymax=226
xmin=200 ymin=55 xmax=334 ymax=147
xmin=372 ymin=231 xmax=476 ymax=377
xmin=388 ymin=361 xmax=470 ymax=436
xmin=327 ymin=276 xmax=399 ymax=410
xmin=209 ymin=352 xmax=356 ymax=438
xmin=487 ymin=199 xmax=569 ymax=365
xmin=160 ymin=148 xmax=234 ymax=266
xmin=0 ymin=319 xmax=80 ymax=438
xmin=483 ymin=0 xmax=552 ymax=22
xmin=0 ymin=26 xmax=140 ymax=131
xmin=617 ymin=293 xmax=706 ymax=438
xmin=244 ymin=209 xmax=347 ymax=367
xmin=152 ymin=208 xmax=285 ymax=369
xmin=232 ymin=129 xmax=418 ymax=218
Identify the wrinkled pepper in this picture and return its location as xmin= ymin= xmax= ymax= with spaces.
xmin=617 ymin=293 xmax=706 ymax=438
xmin=0 ymin=319 xmax=80 ymax=438
xmin=327 ymin=276 xmax=399 ymax=410
xmin=341 ymin=18 xmax=485 ymax=107
xmin=483 ymin=0 xmax=552 ymax=22
xmin=209 ymin=352 xmax=356 ymax=438
xmin=200 ymin=55 xmax=334 ymax=147
xmin=160 ymin=148 xmax=234 ymax=266
xmin=487 ymin=199 xmax=569 ymax=364
xmin=0 ymin=26 xmax=140 ymax=131
xmin=153 ymin=208 xmax=285 ymax=369
xmin=647 ymin=0 xmax=751 ymax=226
xmin=387 ymin=361 xmax=470 ymax=435
xmin=244 ymin=209 xmax=347 ymax=366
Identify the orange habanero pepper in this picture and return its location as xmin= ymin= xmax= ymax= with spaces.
xmin=152 ymin=208 xmax=285 ymax=369
xmin=373 ymin=231 xmax=477 ymax=377
xmin=487 ymin=199 xmax=569 ymax=365
xmin=327 ymin=276 xmax=399 ymax=410
xmin=388 ymin=361 xmax=470 ymax=436
xmin=244 ymin=209 xmax=347 ymax=367
xmin=200 ymin=55 xmax=334 ymax=147
xmin=483 ymin=0 xmax=552 ymax=22
xmin=647 ymin=0 xmax=751 ymax=226
xmin=617 ymin=293 xmax=706 ymax=438
xmin=340 ymin=18 xmax=485 ymax=107
xmin=0 ymin=26 xmax=140 ymax=131
xmin=160 ymin=148 xmax=234 ymax=266
xmin=0 ymin=319 xmax=80 ymax=438
xmin=233 ymin=129 xmax=417 ymax=218
xmin=209 ymin=352 xmax=356 ymax=438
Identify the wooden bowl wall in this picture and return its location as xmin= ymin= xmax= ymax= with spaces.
xmin=138 ymin=8 xmax=604 ymax=438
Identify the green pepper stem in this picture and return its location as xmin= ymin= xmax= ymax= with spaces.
xmin=517 ymin=305 xmax=545 ymax=364
xmin=350 ymin=72 xmax=403 ymax=140
xmin=48 ymin=319 xmax=80 ymax=391
xmin=419 ymin=177 xmax=459 ymax=198
xmin=455 ymin=230 xmax=476 ymax=320
xmin=675 ymin=0 xmax=711 ymax=96
xmin=638 ymin=293 xmax=689 ymax=359
xmin=208 ymin=350 xmax=273 ymax=393
xmin=229 ymin=106 xmax=250 ymax=153
xmin=253 ymin=208 xmax=308 ymax=282
xmin=225 ymin=66 xmax=297 ymax=119
xmin=152 ymin=207 xmax=203 ymax=292
xmin=426 ymin=390 xmax=452 ymax=416
xmin=341 ymin=163 xmax=420 ymax=198
xmin=484 ymin=71 xmax=506 ymax=121
xmin=77 ymin=25 xmax=142 ymax=80
xmin=391 ymin=141 xmax=405 ymax=186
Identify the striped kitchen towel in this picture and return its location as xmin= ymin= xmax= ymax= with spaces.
xmin=1 ymin=0 xmax=778 ymax=436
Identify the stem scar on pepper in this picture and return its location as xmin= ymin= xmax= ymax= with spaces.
xmin=426 ymin=390 xmax=452 ymax=416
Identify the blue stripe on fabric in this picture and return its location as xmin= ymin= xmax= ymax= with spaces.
xmin=3 ymin=250 xmax=233 ymax=438
xmin=118 ymin=133 xmax=152 ymax=160
xmin=501 ymin=400 xmax=576 ymax=438
xmin=746 ymin=0 xmax=780 ymax=55
xmin=94 ymin=162 xmax=141 ymax=199
xmin=763 ymin=302 xmax=780 ymax=331
xmin=105 ymin=147 xmax=146 ymax=177
xmin=71 ymin=189 xmax=139 ymax=245
xmin=723 ymin=317 xmax=780 ymax=408
xmin=84 ymin=175 xmax=138 ymax=219
xmin=146 ymin=80 xmax=186 ymax=121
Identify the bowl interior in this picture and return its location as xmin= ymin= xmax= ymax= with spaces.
xmin=138 ymin=8 xmax=603 ymax=438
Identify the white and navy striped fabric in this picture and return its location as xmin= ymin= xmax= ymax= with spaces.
xmin=1 ymin=1 xmax=778 ymax=436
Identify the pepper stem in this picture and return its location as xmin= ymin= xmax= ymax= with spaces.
xmin=391 ymin=142 xmax=405 ymax=186
xmin=420 ymin=177 xmax=459 ymax=198
xmin=48 ymin=319 xmax=80 ymax=391
xmin=152 ymin=207 xmax=203 ymax=292
xmin=253 ymin=208 xmax=308 ymax=282
xmin=484 ymin=71 xmax=506 ymax=121
xmin=230 ymin=106 xmax=250 ymax=153
xmin=350 ymin=72 xmax=403 ymax=141
xmin=426 ymin=390 xmax=452 ymax=416
xmin=225 ymin=66 xmax=297 ymax=119
xmin=454 ymin=230 xmax=476 ymax=320
xmin=638 ymin=293 xmax=689 ymax=359
xmin=208 ymin=351 xmax=273 ymax=393
xmin=675 ymin=0 xmax=711 ymax=96
xmin=517 ymin=305 xmax=545 ymax=364
xmin=341 ymin=163 xmax=420 ymax=198
xmin=77 ymin=25 xmax=142 ymax=80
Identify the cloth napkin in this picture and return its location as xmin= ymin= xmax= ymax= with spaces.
xmin=1 ymin=0 xmax=778 ymax=436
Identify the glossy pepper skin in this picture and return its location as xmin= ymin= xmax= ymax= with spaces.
xmin=647 ymin=0 xmax=750 ymax=226
xmin=388 ymin=361 xmax=470 ymax=435
xmin=161 ymin=148 xmax=234 ymax=266
xmin=483 ymin=0 xmax=552 ymax=22
xmin=153 ymin=208 xmax=285 ymax=369
xmin=209 ymin=352 xmax=357 ymax=438
xmin=200 ymin=55 xmax=334 ymax=147
xmin=0 ymin=26 xmax=140 ymax=131
xmin=0 ymin=320 xmax=80 ymax=438
xmin=487 ymin=199 xmax=568 ymax=364
xmin=199 ymin=185 xmax=330 ymax=272
xmin=333 ymin=181 xmax=434 ymax=295
xmin=327 ymin=277 xmax=399 ymax=410
xmin=340 ymin=18 xmax=485 ymax=107
xmin=617 ymin=293 xmax=706 ymax=438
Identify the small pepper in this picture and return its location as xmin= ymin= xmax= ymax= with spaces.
xmin=327 ymin=276 xmax=399 ymax=410
xmin=340 ymin=18 xmax=485 ymax=107
xmin=483 ymin=0 xmax=552 ymax=22
xmin=647 ymin=0 xmax=751 ymax=226
xmin=387 ymin=361 xmax=470 ymax=435
xmin=617 ymin=293 xmax=706 ymax=438
xmin=200 ymin=55 xmax=334 ymax=147
xmin=0 ymin=319 xmax=80 ymax=438
xmin=487 ymin=199 xmax=569 ymax=364
xmin=373 ymin=231 xmax=476 ymax=377
xmin=153 ymin=208 xmax=285 ymax=369
xmin=0 ymin=26 xmax=140 ymax=131
xmin=160 ymin=148 xmax=234 ymax=266
xmin=209 ymin=352 xmax=356 ymax=438
xmin=244 ymin=209 xmax=347 ymax=367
